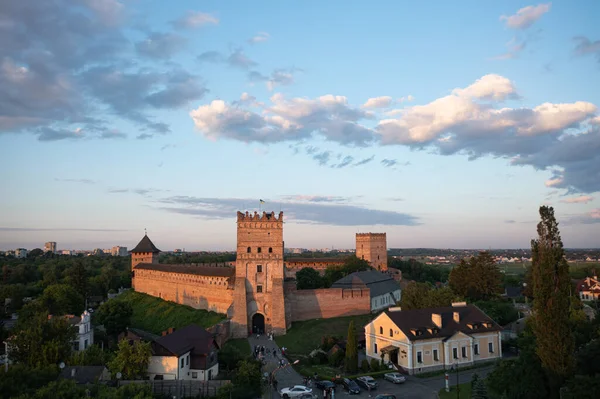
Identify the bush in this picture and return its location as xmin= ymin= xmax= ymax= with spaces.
xmin=309 ymin=349 xmax=329 ymax=365
xmin=370 ymin=358 xmax=381 ymax=371
xmin=361 ymin=359 xmax=370 ymax=372
xmin=329 ymin=349 xmax=345 ymax=367
xmin=321 ymin=335 xmax=339 ymax=351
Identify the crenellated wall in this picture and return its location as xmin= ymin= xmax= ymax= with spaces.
xmin=286 ymin=286 xmax=371 ymax=322
xmin=134 ymin=268 xmax=234 ymax=315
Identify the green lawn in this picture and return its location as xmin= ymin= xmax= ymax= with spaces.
xmin=275 ymin=313 xmax=375 ymax=356
xmin=116 ymin=290 xmax=226 ymax=334
xmin=438 ymin=382 xmax=472 ymax=399
xmin=222 ymin=338 xmax=251 ymax=356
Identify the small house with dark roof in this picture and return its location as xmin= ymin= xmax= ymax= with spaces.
xmin=332 ymin=270 xmax=401 ymax=312
xmin=364 ymin=302 xmax=502 ymax=375
xmin=59 ymin=366 xmax=110 ymax=385
xmin=146 ymin=325 xmax=219 ymax=381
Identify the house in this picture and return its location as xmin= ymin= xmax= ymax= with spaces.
xmin=331 ymin=270 xmax=401 ymax=312
xmin=59 ymin=366 xmax=111 ymax=384
xmin=364 ymin=302 xmax=502 ymax=375
xmin=575 ymin=276 xmax=600 ymax=301
xmin=146 ymin=325 xmax=219 ymax=381
xmin=501 ymin=317 xmax=528 ymax=341
xmin=49 ymin=311 xmax=94 ymax=351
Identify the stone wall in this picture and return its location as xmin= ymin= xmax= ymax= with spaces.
xmin=133 ymin=269 xmax=234 ymax=315
xmin=207 ymin=319 xmax=231 ymax=348
xmin=286 ymin=287 xmax=371 ymax=322
xmin=356 ymin=233 xmax=388 ymax=271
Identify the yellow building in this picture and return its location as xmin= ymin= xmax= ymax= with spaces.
xmin=364 ymin=302 xmax=502 ymax=375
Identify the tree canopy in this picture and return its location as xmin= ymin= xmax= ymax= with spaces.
xmin=399 ymin=282 xmax=460 ymax=310
xmin=449 ymin=252 xmax=503 ymax=301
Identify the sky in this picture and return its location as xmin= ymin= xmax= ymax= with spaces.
xmin=1 ymin=0 xmax=599 ymax=251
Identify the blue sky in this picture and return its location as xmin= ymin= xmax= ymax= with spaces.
xmin=1 ymin=0 xmax=599 ymax=250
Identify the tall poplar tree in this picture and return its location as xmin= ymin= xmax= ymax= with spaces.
xmin=531 ymin=206 xmax=574 ymax=394
xmin=345 ymin=320 xmax=358 ymax=373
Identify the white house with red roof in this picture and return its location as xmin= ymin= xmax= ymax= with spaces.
xmin=576 ymin=276 xmax=600 ymax=301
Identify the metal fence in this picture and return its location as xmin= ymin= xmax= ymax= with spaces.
xmin=120 ymin=379 xmax=231 ymax=398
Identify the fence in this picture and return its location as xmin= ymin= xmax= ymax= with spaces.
xmin=120 ymin=379 xmax=231 ymax=398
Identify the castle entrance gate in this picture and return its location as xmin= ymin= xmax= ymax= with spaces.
xmin=252 ymin=313 xmax=265 ymax=334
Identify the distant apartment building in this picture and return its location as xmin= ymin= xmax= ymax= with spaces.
xmin=111 ymin=246 xmax=128 ymax=256
xmin=15 ymin=248 xmax=28 ymax=259
xmin=44 ymin=242 xmax=57 ymax=253
xmin=61 ymin=250 xmax=74 ymax=255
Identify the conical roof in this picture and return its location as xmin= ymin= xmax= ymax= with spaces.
xmin=130 ymin=234 xmax=161 ymax=254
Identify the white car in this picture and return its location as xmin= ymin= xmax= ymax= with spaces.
xmin=384 ymin=372 xmax=406 ymax=384
xmin=280 ymin=385 xmax=313 ymax=398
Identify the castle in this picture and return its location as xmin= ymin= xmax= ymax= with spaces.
xmin=131 ymin=211 xmax=388 ymax=338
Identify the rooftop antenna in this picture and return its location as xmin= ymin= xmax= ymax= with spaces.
xmin=144 ymin=228 xmax=147 ymax=236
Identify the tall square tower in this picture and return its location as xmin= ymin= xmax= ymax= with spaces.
xmin=231 ymin=211 xmax=287 ymax=338
xmin=356 ymin=233 xmax=388 ymax=271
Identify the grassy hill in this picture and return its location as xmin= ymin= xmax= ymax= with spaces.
xmin=115 ymin=290 xmax=226 ymax=334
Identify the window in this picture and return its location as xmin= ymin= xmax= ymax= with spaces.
xmin=181 ymin=358 xmax=184 ymax=368
xmin=417 ymin=351 xmax=422 ymax=363
xmin=192 ymin=372 xmax=198 ymax=379
xmin=488 ymin=342 xmax=494 ymax=353
xmin=257 ymin=285 xmax=263 ymax=293
xmin=247 ymin=247 xmax=251 ymax=253
xmin=453 ymin=347 xmax=458 ymax=359
xmin=257 ymin=247 xmax=262 ymax=253
xmin=374 ymin=343 xmax=378 ymax=354
xmin=84 ymin=339 xmax=88 ymax=349
xmin=257 ymin=265 xmax=263 ymax=273
xmin=474 ymin=344 xmax=479 ymax=355
xmin=462 ymin=347 xmax=467 ymax=358
xmin=379 ymin=326 xmax=383 ymax=334
xmin=186 ymin=355 xmax=189 ymax=366
xmin=269 ymin=247 xmax=273 ymax=253
xmin=433 ymin=349 xmax=439 ymax=361
xmin=389 ymin=329 xmax=393 ymax=337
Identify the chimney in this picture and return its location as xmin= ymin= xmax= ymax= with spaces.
xmin=452 ymin=301 xmax=467 ymax=307
xmin=388 ymin=306 xmax=402 ymax=312
xmin=431 ymin=313 xmax=442 ymax=328
xmin=71 ymin=368 xmax=76 ymax=377
xmin=162 ymin=331 xmax=168 ymax=336
xmin=168 ymin=327 xmax=175 ymax=334
xmin=453 ymin=312 xmax=460 ymax=323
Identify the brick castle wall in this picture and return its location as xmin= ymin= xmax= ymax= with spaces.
xmin=284 ymin=260 xmax=345 ymax=278
xmin=286 ymin=287 xmax=371 ymax=322
xmin=134 ymin=268 xmax=234 ymax=315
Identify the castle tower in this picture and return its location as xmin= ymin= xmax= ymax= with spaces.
xmin=231 ymin=211 xmax=286 ymax=338
xmin=130 ymin=234 xmax=161 ymax=270
xmin=356 ymin=233 xmax=388 ymax=271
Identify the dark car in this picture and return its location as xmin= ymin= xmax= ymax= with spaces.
xmin=375 ymin=395 xmax=396 ymax=399
xmin=356 ymin=376 xmax=378 ymax=390
xmin=341 ymin=378 xmax=360 ymax=394
xmin=315 ymin=380 xmax=336 ymax=391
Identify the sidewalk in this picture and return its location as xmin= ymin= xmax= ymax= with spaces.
xmin=414 ymin=365 xmax=495 ymax=391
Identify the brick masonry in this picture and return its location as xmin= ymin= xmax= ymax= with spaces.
xmin=286 ymin=286 xmax=371 ymax=322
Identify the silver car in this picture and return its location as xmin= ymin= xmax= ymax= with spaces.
xmin=384 ymin=372 xmax=406 ymax=384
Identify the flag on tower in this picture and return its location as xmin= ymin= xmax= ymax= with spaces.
xmin=260 ymin=199 xmax=265 ymax=204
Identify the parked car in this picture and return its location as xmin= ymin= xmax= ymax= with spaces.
xmin=383 ymin=372 xmax=406 ymax=384
xmin=280 ymin=386 xmax=313 ymax=398
xmin=315 ymin=380 xmax=336 ymax=391
xmin=356 ymin=376 xmax=378 ymax=390
xmin=341 ymin=378 xmax=360 ymax=394
xmin=375 ymin=394 xmax=397 ymax=399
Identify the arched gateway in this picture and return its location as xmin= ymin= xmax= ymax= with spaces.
xmin=252 ymin=313 xmax=265 ymax=334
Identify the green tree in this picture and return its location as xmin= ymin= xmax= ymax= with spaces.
xmin=95 ymin=300 xmax=133 ymax=337
xmin=296 ymin=267 xmax=324 ymax=289
xmin=449 ymin=252 xmax=503 ymax=301
xmin=231 ymin=360 xmax=262 ymax=399
xmin=10 ymin=312 xmax=76 ymax=368
xmin=70 ymin=344 xmax=111 ymax=366
xmin=65 ymin=261 xmax=88 ymax=301
xmin=27 ymin=248 xmax=43 ymax=258
xmin=474 ymin=300 xmax=519 ymax=326
xmin=400 ymin=282 xmax=460 ymax=310
xmin=471 ymin=379 xmax=489 ymax=399
xmin=109 ymin=339 xmax=152 ymax=380
xmin=345 ymin=320 xmax=358 ymax=373
xmin=561 ymin=375 xmax=600 ymax=399
xmin=531 ymin=206 xmax=574 ymax=394
xmin=0 ymin=365 xmax=59 ymax=399
xmin=342 ymin=256 xmax=371 ymax=274
xmin=40 ymin=284 xmax=84 ymax=315
xmin=219 ymin=344 xmax=244 ymax=371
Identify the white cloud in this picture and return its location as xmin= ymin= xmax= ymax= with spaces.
xmin=500 ymin=3 xmax=552 ymax=29
xmin=362 ymin=96 xmax=393 ymax=109
xmin=398 ymin=95 xmax=414 ymax=103
xmin=248 ymin=32 xmax=270 ymax=44
xmin=173 ymin=11 xmax=219 ymax=29
xmin=545 ymin=177 xmax=563 ymax=187
xmin=560 ymin=195 xmax=594 ymax=204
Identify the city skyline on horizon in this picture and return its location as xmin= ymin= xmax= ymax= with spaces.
xmin=1 ymin=1 xmax=599 ymax=250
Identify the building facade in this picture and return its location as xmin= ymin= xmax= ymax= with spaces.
xmin=356 ymin=233 xmax=388 ymax=271
xmin=132 ymin=211 xmax=389 ymax=337
xmin=364 ymin=303 xmax=502 ymax=375
xmin=331 ymin=270 xmax=401 ymax=312
xmin=111 ymin=246 xmax=128 ymax=256
xmin=576 ymin=276 xmax=600 ymax=300
xmin=15 ymin=248 xmax=28 ymax=259
xmin=44 ymin=242 xmax=57 ymax=253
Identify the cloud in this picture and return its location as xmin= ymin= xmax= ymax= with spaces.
xmin=353 ymin=155 xmax=375 ymax=166
xmin=398 ymin=95 xmax=414 ymax=103
xmin=573 ymin=36 xmax=600 ymax=63
xmin=190 ymin=93 xmax=375 ymax=146
xmin=248 ymin=32 xmax=270 ymax=44
xmin=135 ymin=32 xmax=187 ymax=59
xmin=363 ymin=96 xmax=393 ymax=109
xmin=0 ymin=227 xmax=127 ymax=232
xmin=99 ymin=130 xmax=127 ymax=139
xmin=280 ymin=195 xmax=349 ymax=203
xmin=332 ymin=155 xmax=354 ymax=168
xmin=137 ymin=133 xmax=154 ymax=140
xmin=493 ymin=37 xmax=527 ymax=60
xmin=37 ymin=127 xmax=85 ymax=141
xmin=157 ymin=196 xmax=419 ymax=226
xmin=198 ymin=49 xmax=257 ymax=69
xmin=381 ymin=159 xmax=397 ymax=168
xmin=545 ymin=177 xmax=563 ymax=187
xmin=500 ymin=3 xmax=551 ymax=29
xmin=564 ymin=208 xmax=600 ymax=225
xmin=313 ymin=151 xmax=332 ymax=166
xmin=172 ymin=11 xmax=219 ymax=29
xmin=54 ymin=178 xmax=96 ymax=184
xmin=387 ymin=197 xmax=405 ymax=202
xmin=248 ymin=68 xmax=299 ymax=90
xmin=504 ymin=220 xmax=516 ymax=224
xmin=197 ymin=51 xmax=225 ymax=63
xmin=560 ymin=195 xmax=594 ymax=204
xmin=108 ymin=188 xmax=168 ymax=197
